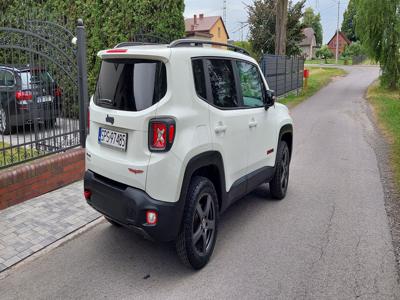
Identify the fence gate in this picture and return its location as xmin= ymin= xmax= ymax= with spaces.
xmin=260 ymin=54 xmax=305 ymax=97
xmin=0 ymin=11 xmax=88 ymax=168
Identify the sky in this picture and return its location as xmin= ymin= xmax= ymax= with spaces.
xmin=184 ymin=0 xmax=350 ymax=44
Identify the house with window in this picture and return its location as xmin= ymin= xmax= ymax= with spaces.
xmin=184 ymin=14 xmax=229 ymax=44
xmin=327 ymin=31 xmax=351 ymax=56
xmin=298 ymin=27 xmax=317 ymax=59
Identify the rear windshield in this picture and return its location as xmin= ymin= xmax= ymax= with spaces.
xmin=94 ymin=59 xmax=167 ymax=111
xmin=20 ymin=70 xmax=54 ymax=90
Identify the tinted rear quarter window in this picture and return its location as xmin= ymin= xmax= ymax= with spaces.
xmin=95 ymin=59 xmax=167 ymax=111
xmin=192 ymin=59 xmax=207 ymax=99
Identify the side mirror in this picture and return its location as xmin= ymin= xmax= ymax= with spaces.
xmin=264 ymin=89 xmax=276 ymax=110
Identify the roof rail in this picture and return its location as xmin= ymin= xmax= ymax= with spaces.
xmin=169 ymin=39 xmax=250 ymax=56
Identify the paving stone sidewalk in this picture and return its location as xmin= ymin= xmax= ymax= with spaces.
xmin=0 ymin=181 xmax=100 ymax=272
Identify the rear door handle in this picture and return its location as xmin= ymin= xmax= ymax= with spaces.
xmin=215 ymin=125 xmax=227 ymax=134
xmin=248 ymin=121 xmax=258 ymax=128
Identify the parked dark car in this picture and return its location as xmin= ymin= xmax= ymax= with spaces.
xmin=0 ymin=65 xmax=61 ymax=134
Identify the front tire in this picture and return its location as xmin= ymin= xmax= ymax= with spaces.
xmin=269 ymin=141 xmax=290 ymax=200
xmin=0 ymin=107 xmax=11 ymax=135
xmin=176 ymin=176 xmax=219 ymax=270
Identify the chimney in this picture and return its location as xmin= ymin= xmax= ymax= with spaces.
xmin=199 ymin=14 xmax=204 ymax=19
xmin=194 ymin=14 xmax=197 ymax=25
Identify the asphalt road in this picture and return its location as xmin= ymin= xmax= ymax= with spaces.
xmin=1 ymin=66 xmax=399 ymax=299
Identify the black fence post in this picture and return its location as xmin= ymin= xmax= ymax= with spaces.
xmin=76 ymin=19 xmax=88 ymax=148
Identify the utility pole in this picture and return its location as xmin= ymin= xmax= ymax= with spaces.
xmin=335 ymin=0 xmax=340 ymax=64
xmin=223 ymin=0 xmax=227 ymax=26
xmin=275 ymin=0 xmax=288 ymax=55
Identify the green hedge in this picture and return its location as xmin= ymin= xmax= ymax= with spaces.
xmin=0 ymin=0 xmax=185 ymax=93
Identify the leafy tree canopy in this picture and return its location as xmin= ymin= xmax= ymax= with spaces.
xmin=342 ymin=41 xmax=365 ymax=58
xmin=247 ymin=0 xmax=306 ymax=57
xmin=302 ymin=7 xmax=323 ymax=45
xmin=355 ymin=0 xmax=400 ymax=89
xmin=341 ymin=0 xmax=357 ymax=42
xmin=316 ymin=45 xmax=333 ymax=63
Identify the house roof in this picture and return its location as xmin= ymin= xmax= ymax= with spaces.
xmin=298 ymin=27 xmax=316 ymax=46
xmin=327 ymin=31 xmax=351 ymax=46
xmin=185 ymin=15 xmax=229 ymax=39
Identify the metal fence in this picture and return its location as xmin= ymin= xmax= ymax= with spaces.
xmin=0 ymin=10 xmax=88 ymax=169
xmin=352 ymin=55 xmax=368 ymax=65
xmin=260 ymin=54 xmax=305 ymax=97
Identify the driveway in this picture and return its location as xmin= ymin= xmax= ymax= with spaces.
xmin=1 ymin=66 xmax=399 ymax=299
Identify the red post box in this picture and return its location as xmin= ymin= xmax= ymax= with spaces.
xmin=303 ymin=69 xmax=310 ymax=78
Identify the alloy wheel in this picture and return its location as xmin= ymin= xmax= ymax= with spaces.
xmin=280 ymin=147 xmax=290 ymax=190
xmin=192 ymin=193 xmax=216 ymax=257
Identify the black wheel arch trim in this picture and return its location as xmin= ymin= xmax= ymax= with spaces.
xmin=278 ymin=123 xmax=293 ymax=157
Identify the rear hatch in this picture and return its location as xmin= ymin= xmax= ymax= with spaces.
xmin=18 ymin=69 xmax=59 ymax=119
xmin=86 ymin=53 xmax=168 ymax=190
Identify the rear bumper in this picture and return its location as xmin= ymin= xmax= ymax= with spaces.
xmin=84 ymin=170 xmax=184 ymax=242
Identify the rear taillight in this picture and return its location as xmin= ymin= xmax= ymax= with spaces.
xmin=15 ymin=91 xmax=32 ymax=101
xmin=54 ymin=87 xmax=62 ymax=97
xmin=149 ymin=118 xmax=175 ymax=152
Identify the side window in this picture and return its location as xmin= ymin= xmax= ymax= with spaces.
xmin=206 ymin=59 xmax=238 ymax=108
xmin=236 ymin=61 xmax=264 ymax=108
xmin=0 ymin=70 xmax=14 ymax=87
xmin=192 ymin=59 xmax=207 ymax=99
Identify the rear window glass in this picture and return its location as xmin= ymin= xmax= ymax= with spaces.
xmin=0 ymin=70 xmax=14 ymax=87
xmin=95 ymin=59 xmax=167 ymax=111
xmin=20 ymin=70 xmax=54 ymax=90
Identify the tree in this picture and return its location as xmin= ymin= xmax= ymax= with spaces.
xmin=275 ymin=0 xmax=288 ymax=55
xmin=355 ymin=0 xmax=400 ymax=89
xmin=302 ymin=7 xmax=323 ymax=45
xmin=247 ymin=0 xmax=306 ymax=57
xmin=341 ymin=0 xmax=357 ymax=42
xmin=342 ymin=41 xmax=365 ymax=57
xmin=286 ymin=0 xmax=307 ymax=56
xmin=316 ymin=45 xmax=333 ymax=63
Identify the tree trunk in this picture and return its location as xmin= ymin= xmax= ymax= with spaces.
xmin=275 ymin=0 xmax=288 ymax=55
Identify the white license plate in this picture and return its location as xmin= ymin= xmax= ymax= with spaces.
xmin=98 ymin=127 xmax=127 ymax=151
xmin=37 ymin=95 xmax=53 ymax=103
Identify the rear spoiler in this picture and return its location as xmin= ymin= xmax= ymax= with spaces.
xmin=98 ymin=47 xmax=171 ymax=62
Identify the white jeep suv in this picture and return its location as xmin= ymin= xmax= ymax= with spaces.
xmin=84 ymin=40 xmax=293 ymax=269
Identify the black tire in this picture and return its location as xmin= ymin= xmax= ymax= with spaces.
xmin=105 ymin=216 xmax=122 ymax=227
xmin=269 ymin=141 xmax=290 ymax=200
xmin=45 ymin=118 xmax=56 ymax=128
xmin=176 ymin=176 xmax=219 ymax=270
xmin=0 ymin=107 xmax=11 ymax=135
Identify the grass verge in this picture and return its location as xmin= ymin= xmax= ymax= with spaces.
xmin=305 ymin=58 xmax=352 ymax=65
xmin=279 ymin=67 xmax=347 ymax=108
xmin=0 ymin=142 xmax=40 ymax=167
xmin=367 ymin=81 xmax=400 ymax=188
